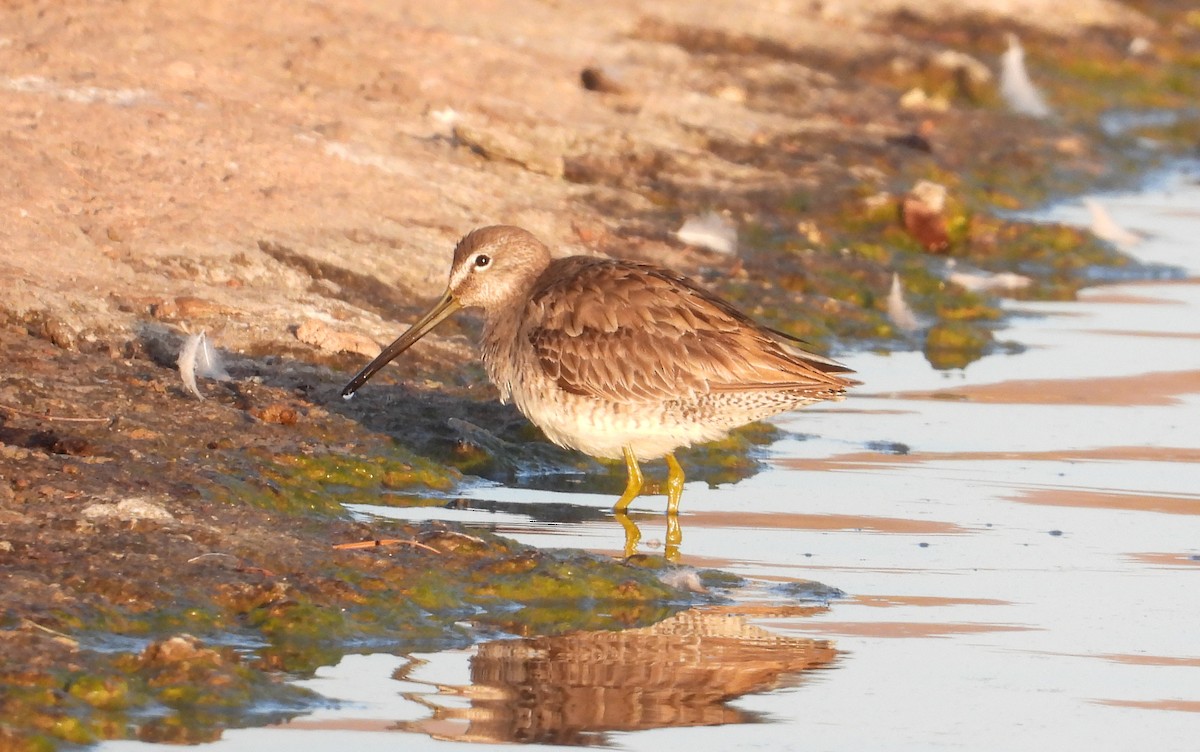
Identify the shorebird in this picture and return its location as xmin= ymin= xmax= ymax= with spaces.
xmin=343 ymin=226 xmax=857 ymax=548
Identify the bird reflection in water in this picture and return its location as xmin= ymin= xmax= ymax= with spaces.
xmin=395 ymin=606 xmax=838 ymax=746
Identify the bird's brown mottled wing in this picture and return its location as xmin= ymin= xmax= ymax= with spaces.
xmin=525 ymin=257 xmax=856 ymax=404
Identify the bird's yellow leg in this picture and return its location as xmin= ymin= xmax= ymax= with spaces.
xmin=614 ymin=446 xmax=645 ymax=557
xmin=664 ymin=453 xmax=685 ymax=515
xmin=613 ymin=445 xmax=644 ymax=512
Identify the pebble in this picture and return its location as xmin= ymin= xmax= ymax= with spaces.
xmin=295 ymin=317 xmax=381 ymax=357
xmin=82 ymin=497 xmax=176 ymax=523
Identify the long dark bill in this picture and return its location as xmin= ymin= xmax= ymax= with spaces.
xmin=341 ymin=290 xmax=462 ymax=399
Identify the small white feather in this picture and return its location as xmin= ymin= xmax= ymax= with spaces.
xmin=178 ymin=330 xmax=229 ymax=401
xmin=887 ymin=273 xmax=921 ymax=333
xmin=178 ymin=332 xmax=205 ymax=401
xmin=1084 ymin=199 xmax=1141 ymax=247
xmin=947 ymin=262 xmax=1033 ymax=293
xmin=676 ymin=211 xmax=738 ymax=255
xmin=195 ymin=331 xmax=230 ymax=380
xmin=428 ymin=107 xmax=461 ymax=128
xmin=999 ymin=34 xmax=1051 ymax=119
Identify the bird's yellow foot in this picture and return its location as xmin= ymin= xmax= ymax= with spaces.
xmin=614 ymin=448 xmax=686 ymax=560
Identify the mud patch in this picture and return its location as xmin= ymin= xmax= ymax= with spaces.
xmin=905 ymin=369 xmax=1200 ymax=406
xmin=1008 ymin=488 xmax=1200 ymax=515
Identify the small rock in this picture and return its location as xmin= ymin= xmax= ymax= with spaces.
xmin=886 ymin=131 xmax=933 ymax=153
xmin=250 ymin=402 xmax=300 ymax=426
xmin=580 ymin=66 xmax=627 ymax=94
xmin=900 ymin=180 xmax=950 ymax=253
xmin=899 ymin=87 xmax=948 ymax=112
xmin=25 ymin=311 xmax=79 ymax=350
xmin=657 ymin=568 xmax=707 ymax=593
xmin=0 ymin=445 xmax=30 ymax=461
xmin=866 ymin=439 xmax=911 ymax=455
xmin=795 ymin=220 xmax=823 ymax=245
xmin=153 ymin=296 xmax=226 ymax=320
xmin=931 ymin=49 xmax=993 ymax=86
xmin=47 ymin=433 xmax=94 ymax=456
xmin=82 ymin=497 xmax=176 ymax=523
xmin=295 ymin=318 xmax=381 ymax=357
xmin=140 ymin=634 xmax=220 ymax=666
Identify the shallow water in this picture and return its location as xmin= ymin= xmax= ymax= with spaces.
xmin=100 ymin=166 xmax=1200 ymax=751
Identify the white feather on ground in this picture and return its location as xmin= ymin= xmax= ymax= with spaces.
xmin=1000 ymin=33 xmax=1051 ymax=119
xmin=178 ymin=331 xmax=229 ymax=401
xmin=675 ymin=211 xmax=738 ymax=255
xmin=1084 ymin=199 xmax=1141 ymax=247
xmin=887 ymin=273 xmax=922 ymax=333
xmin=945 ymin=260 xmax=1033 ymax=293
xmin=196 ymin=332 xmax=230 ymax=380
xmin=178 ymin=333 xmax=204 ymax=400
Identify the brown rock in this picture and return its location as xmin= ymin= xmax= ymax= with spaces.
xmin=295 ymin=318 xmax=381 ymax=357
xmin=900 ymin=180 xmax=951 ymax=254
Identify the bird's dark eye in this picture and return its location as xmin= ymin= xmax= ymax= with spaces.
xmin=474 ymin=254 xmax=491 ymax=268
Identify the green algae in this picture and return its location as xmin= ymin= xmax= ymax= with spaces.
xmin=1 ymin=518 xmax=701 ymax=747
xmin=924 ymin=321 xmax=995 ymax=370
xmin=208 ymin=442 xmax=462 ymax=516
xmin=2 ymin=419 xmax=706 ymax=749
xmin=0 ymin=634 xmax=319 ymax=749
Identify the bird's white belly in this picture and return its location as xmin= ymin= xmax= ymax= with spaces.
xmin=510 ymin=386 xmax=731 ymax=461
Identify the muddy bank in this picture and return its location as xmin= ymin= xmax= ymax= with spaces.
xmin=2 ymin=0 xmax=1200 ymax=748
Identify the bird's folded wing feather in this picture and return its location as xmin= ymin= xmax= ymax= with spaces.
xmin=526 ymin=258 xmax=855 ymax=403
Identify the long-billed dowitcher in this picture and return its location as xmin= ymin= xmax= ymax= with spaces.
xmin=342 ymin=226 xmax=857 ymax=539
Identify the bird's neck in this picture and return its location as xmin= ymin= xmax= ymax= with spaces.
xmin=478 ymin=301 xmax=527 ymax=404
